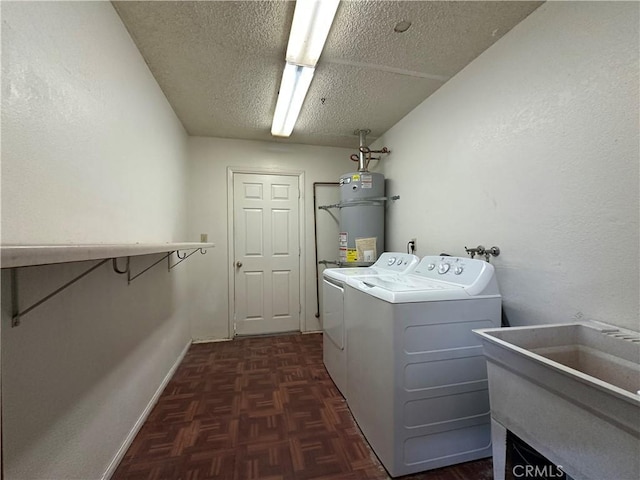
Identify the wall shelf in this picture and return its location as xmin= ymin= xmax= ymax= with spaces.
xmin=1 ymin=242 xmax=215 ymax=269
xmin=2 ymin=242 xmax=215 ymax=327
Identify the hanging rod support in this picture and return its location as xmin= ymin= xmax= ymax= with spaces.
xmin=128 ymin=253 xmax=172 ymax=284
xmin=112 ymin=257 xmax=130 ymax=275
xmin=11 ymin=259 xmax=110 ymax=327
xmin=169 ymin=248 xmax=207 ymax=270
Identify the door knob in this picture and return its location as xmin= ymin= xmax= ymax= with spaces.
xmin=236 ymin=261 xmax=243 ymax=268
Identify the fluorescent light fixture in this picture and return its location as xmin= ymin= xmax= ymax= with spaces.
xmin=286 ymin=0 xmax=340 ymax=67
xmin=271 ymin=0 xmax=338 ymax=137
xmin=271 ymin=63 xmax=315 ymax=137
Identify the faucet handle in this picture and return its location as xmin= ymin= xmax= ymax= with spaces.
xmin=465 ymin=245 xmax=499 ymax=261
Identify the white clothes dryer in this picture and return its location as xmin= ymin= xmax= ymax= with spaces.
xmin=344 ymin=256 xmax=501 ymax=477
xmin=322 ymin=252 xmax=419 ymax=396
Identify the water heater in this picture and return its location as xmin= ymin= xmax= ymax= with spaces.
xmin=338 ymin=171 xmax=385 ymax=265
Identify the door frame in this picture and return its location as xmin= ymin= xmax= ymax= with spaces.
xmin=227 ymin=166 xmax=306 ymax=337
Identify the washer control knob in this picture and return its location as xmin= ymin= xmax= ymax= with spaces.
xmin=427 ymin=263 xmax=436 ymax=271
xmin=387 ymin=257 xmax=396 ymax=266
xmin=438 ymin=263 xmax=450 ymax=274
xmin=454 ymin=266 xmax=464 ymax=275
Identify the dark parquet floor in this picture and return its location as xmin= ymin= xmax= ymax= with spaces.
xmin=113 ymin=333 xmax=493 ymax=480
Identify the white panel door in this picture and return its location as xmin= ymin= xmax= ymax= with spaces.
xmin=233 ymin=173 xmax=300 ymax=335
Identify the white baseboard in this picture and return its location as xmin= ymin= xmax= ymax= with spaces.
xmin=192 ymin=337 xmax=232 ymax=344
xmin=101 ymin=340 xmax=192 ymax=480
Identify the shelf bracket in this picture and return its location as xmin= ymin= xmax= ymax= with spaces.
xmin=169 ymin=248 xmax=207 ymax=270
xmin=127 ymin=253 xmax=173 ymax=284
xmin=112 ymin=253 xmax=172 ymax=284
xmin=11 ymin=259 xmax=110 ymax=327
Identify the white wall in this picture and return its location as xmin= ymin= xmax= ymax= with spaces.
xmin=2 ymin=3 xmax=187 ymax=244
xmin=187 ymin=137 xmax=354 ymax=340
xmin=1 ymin=2 xmax=191 ymax=479
xmin=376 ymin=1 xmax=639 ymax=332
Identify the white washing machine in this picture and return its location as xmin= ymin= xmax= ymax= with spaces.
xmin=322 ymin=252 xmax=419 ymax=396
xmin=344 ymin=255 xmax=501 ymax=477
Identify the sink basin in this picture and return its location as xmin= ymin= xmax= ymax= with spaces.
xmin=474 ymin=322 xmax=640 ymax=480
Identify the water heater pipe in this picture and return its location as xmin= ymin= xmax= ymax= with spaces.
xmin=356 ymin=129 xmax=371 ymax=172
xmin=313 ymin=181 xmax=339 ymax=318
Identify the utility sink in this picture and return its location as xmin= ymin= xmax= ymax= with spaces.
xmin=474 ymin=322 xmax=640 ymax=480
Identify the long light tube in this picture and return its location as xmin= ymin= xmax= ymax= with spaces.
xmin=271 ymin=63 xmax=315 ymax=137
xmin=286 ymin=0 xmax=340 ymax=67
xmin=271 ymin=0 xmax=339 ymax=137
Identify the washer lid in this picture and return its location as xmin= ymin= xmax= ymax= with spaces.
xmin=346 ymin=276 xmax=472 ymax=303
xmin=322 ymin=252 xmax=419 ymax=282
xmin=351 ymin=274 xmax=456 ymax=292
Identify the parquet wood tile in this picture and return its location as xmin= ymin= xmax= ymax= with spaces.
xmin=113 ymin=333 xmax=493 ymax=480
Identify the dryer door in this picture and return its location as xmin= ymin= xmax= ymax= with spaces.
xmin=322 ymin=279 xmax=344 ymax=349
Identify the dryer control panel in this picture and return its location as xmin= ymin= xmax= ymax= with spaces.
xmin=373 ymin=252 xmax=420 ymax=272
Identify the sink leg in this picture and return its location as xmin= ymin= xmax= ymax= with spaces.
xmin=491 ymin=418 xmax=507 ymax=480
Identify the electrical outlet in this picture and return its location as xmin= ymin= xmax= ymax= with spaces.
xmin=408 ymin=238 xmax=417 ymax=254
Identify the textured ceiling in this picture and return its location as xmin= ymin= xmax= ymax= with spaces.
xmin=113 ymin=1 xmax=543 ymax=149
